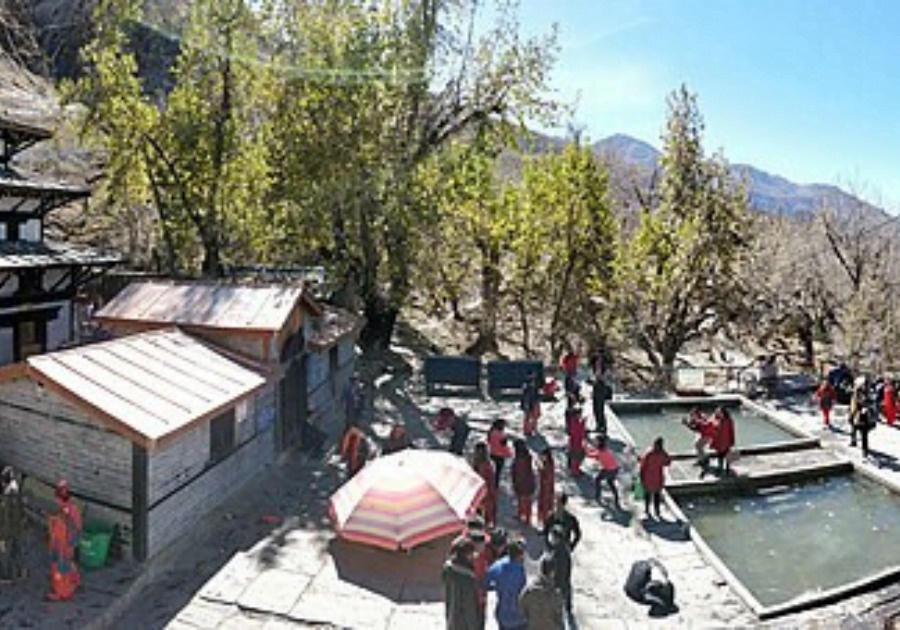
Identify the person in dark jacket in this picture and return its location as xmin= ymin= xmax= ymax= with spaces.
xmin=442 ymin=537 xmax=483 ymax=630
xmin=542 ymin=493 xmax=581 ymax=552
xmin=592 ymin=375 xmax=611 ymax=437
xmin=519 ymin=554 xmax=564 ymax=630
xmin=0 ymin=466 xmax=24 ymax=582
xmin=520 ymin=372 xmax=541 ymax=436
xmin=546 ymin=525 xmax=573 ymax=618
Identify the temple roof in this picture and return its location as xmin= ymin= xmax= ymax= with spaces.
xmin=0 ymin=240 xmax=122 ymax=271
xmin=0 ymin=173 xmax=90 ymax=200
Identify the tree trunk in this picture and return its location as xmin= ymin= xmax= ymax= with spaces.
xmin=468 ymin=243 xmax=501 ymax=355
xmin=359 ymin=292 xmax=399 ymax=352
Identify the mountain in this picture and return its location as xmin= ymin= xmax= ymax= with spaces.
xmin=592 ymin=134 xmax=872 ymax=217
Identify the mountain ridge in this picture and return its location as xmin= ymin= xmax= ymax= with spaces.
xmin=591 ymin=133 xmax=872 ymax=217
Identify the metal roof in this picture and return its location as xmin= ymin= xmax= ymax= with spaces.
xmin=27 ymin=328 xmax=266 ymax=449
xmin=95 ymin=281 xmax=312 ymax=334
xmin=0 ymin=240 xmax=122 ymax=271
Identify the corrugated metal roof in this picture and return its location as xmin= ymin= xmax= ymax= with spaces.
xmin=0 ymin=240 xmax=122 ymax=270
xmin=0 ymin=174 xmax=90 ymax=198
xmin=27 ymin=328 xmax=266 ymax=449
xmin=95 ymin=281 xmax=309 ymax=333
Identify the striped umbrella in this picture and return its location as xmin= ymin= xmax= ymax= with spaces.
xmin=329 ymin=448 xmax=486 ymax=551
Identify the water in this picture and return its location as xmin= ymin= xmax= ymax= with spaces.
xmin=613 ymin=403 xmax=797 ymax=454
xmin=679 ymin=475 xmax=900 ymax=608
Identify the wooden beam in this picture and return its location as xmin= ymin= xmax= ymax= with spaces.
xmin=132 ymin=444 xmax=149 ymax=561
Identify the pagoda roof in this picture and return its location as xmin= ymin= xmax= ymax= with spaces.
xmin=0 ymin=240 xmax=122 ymax=271
xmin=0 ymin=173 xmax=90 ymax=200
xmin=0 ymin=115 xmax=53 ymax=142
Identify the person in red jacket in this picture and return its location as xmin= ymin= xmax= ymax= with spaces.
xmin=536 ymin=448 xmax=556 ymax=527
xmin=565 ymin=407 xmax=587 ymax=476
xmin=511 ymin=439 xmax=536 ymax=526
xmin=815 ymin=380 xmax=836 ymax=427
xmin=710 ymin=407 xmax=736 ymax=475
xmin=488 ymin=419 xmax=513 ymax=490
xmin=884 ymin=378 xmax=898 ymax=426
xmin=586 ymin=435 xmax=620 ymax=510
xmin=471 ymin=442 xmax=498 ymax=526
xmin=682 ymin=408 xmax=715 ymax=467
xmin=639 ymin=437 xmax=672 ymax=521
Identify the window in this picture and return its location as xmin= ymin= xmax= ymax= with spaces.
xmin=209 ymin=408 xmax=236 ymax=464
xmin=14 ymin=319 xmax=45 ymax=361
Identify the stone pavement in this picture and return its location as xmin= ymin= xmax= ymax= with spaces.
xmin=15 ymin=378 xmax=900 ymax=629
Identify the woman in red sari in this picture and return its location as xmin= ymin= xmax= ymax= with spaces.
xmin=536 ymin=448 xmax=556 ymax=527
xmin=48 ymin=480 xmax=81 ymax=602
xmin=471 ymin=442 xmax=497 ymax=526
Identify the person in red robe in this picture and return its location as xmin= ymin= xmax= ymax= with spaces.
xmin=710 ymin=407 xmax=737 ymax=474
xmin=565 ymin=407 xmax=587 ymax=476
xmin=884 ymin=379 xmax=897 ymax=426
xmin=815 ymin=380 xmax=836 ymax=427
xmin=511 ymin=439 xmax=536 ymax=526
xmin=537 ymin=448 xmax=556 ymax=527
xmin=339 ymin=424 xmax=369 ymax=478
xmin=47 ymin=480 xmax=81 ymax=602
xmin=639 ymin=438 xmax=672 ymax=521
xmin=682 ymin=408 xmax=715 ymax=467
xmin=471 ymin=442 xmax=498 ymax=526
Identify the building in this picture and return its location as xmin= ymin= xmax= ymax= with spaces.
xmin=0 ymin=114 xmax=120 ymax=364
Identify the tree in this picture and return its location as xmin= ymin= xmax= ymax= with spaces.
xmin=268 ymin=0 xmax=559 ymax=350
xmin=71 ymin=0 xmax=276 ymax=276
xmin=616 ymin=86 xmax=750 ymax=385
xmin=509 ymin=140 xmax=617 ymax=358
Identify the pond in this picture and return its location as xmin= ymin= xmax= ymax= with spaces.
xmin=678 ymin=474 xmax=900 ymax=609
xmin=611 ymin=400 xmax=799 ymax=454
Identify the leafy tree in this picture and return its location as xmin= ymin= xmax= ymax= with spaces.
xmin=268 ymin=0 xmax=559 ymax=350
xmin=70 ymin=0 xmax=276 ymax=276
xmin=616 ymin=86 xmax=750 ymax=385
xmin=509 ymin=140 xmax=618 ymax=358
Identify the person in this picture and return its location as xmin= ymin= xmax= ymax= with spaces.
xmin=339 ymin=423 xmax=370 ymax=478
xmin=586 ymin=435 xmax=621 ymax=509
xmin=343 ymin=376 xmax=364 ymax=429
xmin=682 ymin=408 xmax=715 ymax=467
xmin=542 ymin=493 xmax=581 ymax=552
xmin=639 ymin=437 xmax=672 ymax=521
xmin=442 ymin=536 xmax=483 ymax=630
xmin=449 ymin=412 xmax=472 ymax=456
xmin=592 ymin=374 xmax=612 ymax=437
xmin=485 ymin=539 xmax=528 ymax=630
xmin=536 ymin=448 xmax=555 ymax=527
xmin=471 ymin=442 xmax=498 ymax=526
xmin=560 ymin=350 xmax=582 ymax=409
xmin=382 ymin=423 xmax=411 ymax=455
xmin=624 ymin=558 xmax=677 ymax=617
xmin=850 ymin=377 xmax=874 ymax=457
xmin=565 ymin=406 xmax=587 ymax=476
xmin=487 ymin=419 xmax=513 ymax=490
xmin=511 ymin=439 xmax=536 ymax=526
xmin=464 ymin=522 xmax=490 ymax=626
xmin=47 ymin=480 xmax=82 ymax=602
xmin=710 ymin=407 xmax=737 ymax=474
xmin=520 ymin=372 xmax=541 ymax=436
xmin=519 ymin=554 xmax=564 ymax=630
xmin=0 ymin=466 xmax=24 ymax=582
xmin=884 ymin=378 xmax=898 ymax=426
xmin=546 ymin=524 xmax=574 ymax=619
xmin=815 ymin=379 xmax=836 ymax=427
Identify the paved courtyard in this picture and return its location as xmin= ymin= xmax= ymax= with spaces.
xmin=6 ymin=373 xmax=900 ymax=629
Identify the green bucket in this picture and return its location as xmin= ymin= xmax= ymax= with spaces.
xmin=80 ymin=522 xmax=114 ymax=569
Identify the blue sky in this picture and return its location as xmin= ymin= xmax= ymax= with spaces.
xmin=518 ymin=0 xmax=900 ymax=207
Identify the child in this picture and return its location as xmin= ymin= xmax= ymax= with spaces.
xmin=537 ymin=448 xmax=556 ymax=527
xmin=511 ymin=439 xmax=536 ymax=526
xmin=586 ymin=435 xmax=620 ymax=509
xmin=565 ymin=407 xmax=587 ymax=476
xmin=815 ymin=380 xmax=836 ymax=427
